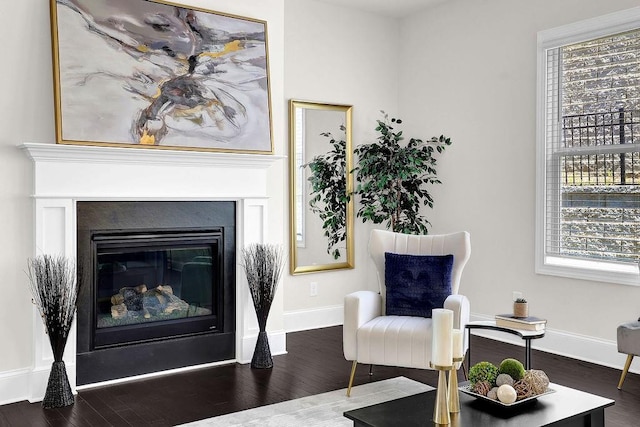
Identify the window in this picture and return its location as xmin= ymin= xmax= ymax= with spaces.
xmin=537 ymin=8 xmax=640 ymax=285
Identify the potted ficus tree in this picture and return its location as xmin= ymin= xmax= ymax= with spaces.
xmin=352 ymin=112 xmax=451 ymax=234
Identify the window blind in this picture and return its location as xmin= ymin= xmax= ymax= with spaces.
xmin=544 ymin=29 xmax=640 ymax=264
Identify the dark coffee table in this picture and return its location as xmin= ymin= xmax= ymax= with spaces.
xmin=344 ymin=382 xmax=614 ymax=426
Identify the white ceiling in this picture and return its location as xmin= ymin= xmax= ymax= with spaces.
xmin=315 ymin=0 xmax=448 ymax=18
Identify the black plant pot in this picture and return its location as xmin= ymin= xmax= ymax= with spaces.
xmin=251 ymin=330 xmax=273 ymax=369
xmin=42 ymin=360 xmax=74 ymax=409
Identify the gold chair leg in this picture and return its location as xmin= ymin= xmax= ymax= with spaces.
xmin=618 ymin=354 xmax=634 ymax=390
xmin=347 ymin=360 xmax=358 ymax=397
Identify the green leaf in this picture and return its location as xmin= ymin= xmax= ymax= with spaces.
xmin=351 ymin=112 xmax=452 ymax=235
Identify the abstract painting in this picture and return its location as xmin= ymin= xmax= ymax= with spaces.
xmin=50 ymin=0 xmax=273 ymax=153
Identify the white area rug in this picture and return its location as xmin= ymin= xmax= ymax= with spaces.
xmin=179 ymin=376 xmax=433 ymax=426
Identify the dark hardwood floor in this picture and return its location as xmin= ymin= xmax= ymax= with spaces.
xmin=1 ymin=326 xmax=639 ymax=426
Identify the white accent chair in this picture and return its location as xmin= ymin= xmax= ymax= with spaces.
xmin=343 ymin=229 xmax=471 ymax=396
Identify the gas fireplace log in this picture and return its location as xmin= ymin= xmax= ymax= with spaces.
xmin=111 ymin=294 xmax=124 ymax=305
xmin=111 ymin=303 xmax=127 ymax=319
xmin=110 ymin=284 xmax=189 ymax=319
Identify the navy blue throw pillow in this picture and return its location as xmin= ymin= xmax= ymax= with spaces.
xmin=384 ymin=252 xmax=454 ymax=318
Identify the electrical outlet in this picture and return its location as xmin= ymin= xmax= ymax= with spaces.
xmin=310 ymin=282 xmax=318 ymax=297
xmin=513 ymin=291 xmax=523 ymax=301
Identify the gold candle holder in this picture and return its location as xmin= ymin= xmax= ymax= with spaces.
xmin=449 ymin=412 xmax=461 ymax=427
xmin=430 ymin=362 xmax=452 ymax=425
xmin=448 ymin=357 xmax=464 ymax=413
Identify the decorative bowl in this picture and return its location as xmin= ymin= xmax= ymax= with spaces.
xmin=459 ymin=384 xmax=556 ymax=407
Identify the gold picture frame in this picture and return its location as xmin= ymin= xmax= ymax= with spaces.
xmin=50 ymin=0 xmax=273 ymax=154
xmin=289 ymin=100 xmax=355 ymax=274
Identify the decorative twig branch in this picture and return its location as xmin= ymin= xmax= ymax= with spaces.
xmin=26 ymin=255 xmax=80 ymax=361
xmin=25 ymin=254 xmax=81 ymax=408
xmin=241 ymin=243 xmax=285 ymax=369
xmin=241 ymin=244 xmax=285 ymax=330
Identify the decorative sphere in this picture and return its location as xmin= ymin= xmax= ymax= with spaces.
xmin=499 ymin=358 xmax=526 ymax=381
xmin=473 ymin=380 xmax=492 ymax=396
xmin=522 ymin=369 xmax=550 ymax=395
xmin=497 ymin=384 xmax=517 ymax=404
xmin=487 ymin=387 xmax=499 ymax=400
xmin=496 ymin=373 xmax=514 ymax=387
xmin=514 ymin=380 xmax=534 ymax=400
xmin=469 ymin=361 xmax=499 ymax=386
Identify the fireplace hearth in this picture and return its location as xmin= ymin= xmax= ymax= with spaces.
xmin=76 ymin=201 xmax=236 ymax=385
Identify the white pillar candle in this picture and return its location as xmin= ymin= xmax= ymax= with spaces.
xmin=452 ymin=329 xmax=463 ymax=359
xmin=431 ymin=308 xmax=453 ymax=367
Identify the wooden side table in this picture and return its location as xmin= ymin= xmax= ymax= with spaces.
xmin=465 ymin=320 xmax=545 ymax=370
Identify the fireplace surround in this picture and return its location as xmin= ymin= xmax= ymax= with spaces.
xmin=22 ymin=142 xmax=284 ymax=401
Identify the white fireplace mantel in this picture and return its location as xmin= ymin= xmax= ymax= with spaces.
xmin=21 ymin=142 xmax=283 ymax=199
xmin=21 ymin=142 xmax=286 ymax=402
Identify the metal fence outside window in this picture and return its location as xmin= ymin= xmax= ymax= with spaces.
xmin=561 ymin=108 xmax=640 ymax=186
xmin=559 ymin=108 xmax=640 ymax=263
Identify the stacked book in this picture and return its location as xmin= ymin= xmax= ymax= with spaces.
xmin=495 ymin=314 xmax=547 ymax=331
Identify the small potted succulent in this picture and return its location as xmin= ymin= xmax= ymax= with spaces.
xmin=513 ymin=298 xmax=529 ymax=318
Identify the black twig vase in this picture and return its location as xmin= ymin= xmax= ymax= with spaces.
xmin=251 ymin=330 xmax=273 ymax=369
xmin=241 ymin=243 xmax=284 ymax=370
xmin=42 ymin=361 xmax=74 ymax=409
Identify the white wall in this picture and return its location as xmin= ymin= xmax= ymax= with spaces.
xmin=399 ymin=0 xmax=640 ymax=365
xmin=282 ymin=0 xmax=400 ymax=330
xmin=0 ymin=0 xmax=54 ymax=375
xmin=0 ymin=0 xmax=285 ymax=404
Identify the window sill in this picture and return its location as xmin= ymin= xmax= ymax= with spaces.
xmin=536 ymin=256 xmax=640 ymax=286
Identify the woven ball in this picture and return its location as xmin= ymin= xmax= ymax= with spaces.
xmin=522 ymin=369 xmax=550 ymax=395
xmin=513 ymin=380 xmax=534 ymax=400
xmin=473 ymin=380 xmax=492 ymax=396
xmin=496 ymin=373 xmax=514 ymax=387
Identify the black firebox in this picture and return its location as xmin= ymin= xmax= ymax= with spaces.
xmin=92 ymin=228 xmax=223 ymax=348
xmin=76 ymin=201 xmax=235 ymax=385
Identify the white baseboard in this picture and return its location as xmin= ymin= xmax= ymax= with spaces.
xmin=284 ymin=305 xmax=343 ymax=333
xmin=0 ymin=368 xmax=30 ymax=405
xmin=0 ymin=363 xmax=78 ymax=405
xmin=469 ymin=313 xmax=639 ymax=375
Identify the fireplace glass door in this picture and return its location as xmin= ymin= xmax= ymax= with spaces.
xmin=92 ymin=229 xmax=223 ymax=348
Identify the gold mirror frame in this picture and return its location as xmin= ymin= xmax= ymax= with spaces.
xmin=289 ymin=100 xmax=354 ymax=274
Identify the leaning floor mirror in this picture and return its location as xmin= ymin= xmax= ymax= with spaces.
xmin=289 ymin=100 xmax=354 ymax=274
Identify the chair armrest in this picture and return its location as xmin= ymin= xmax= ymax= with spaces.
xmin=444 ymin=294 xmax=470 ymax=352
xmin=343 ymin=291 xmax=382 ymax=361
